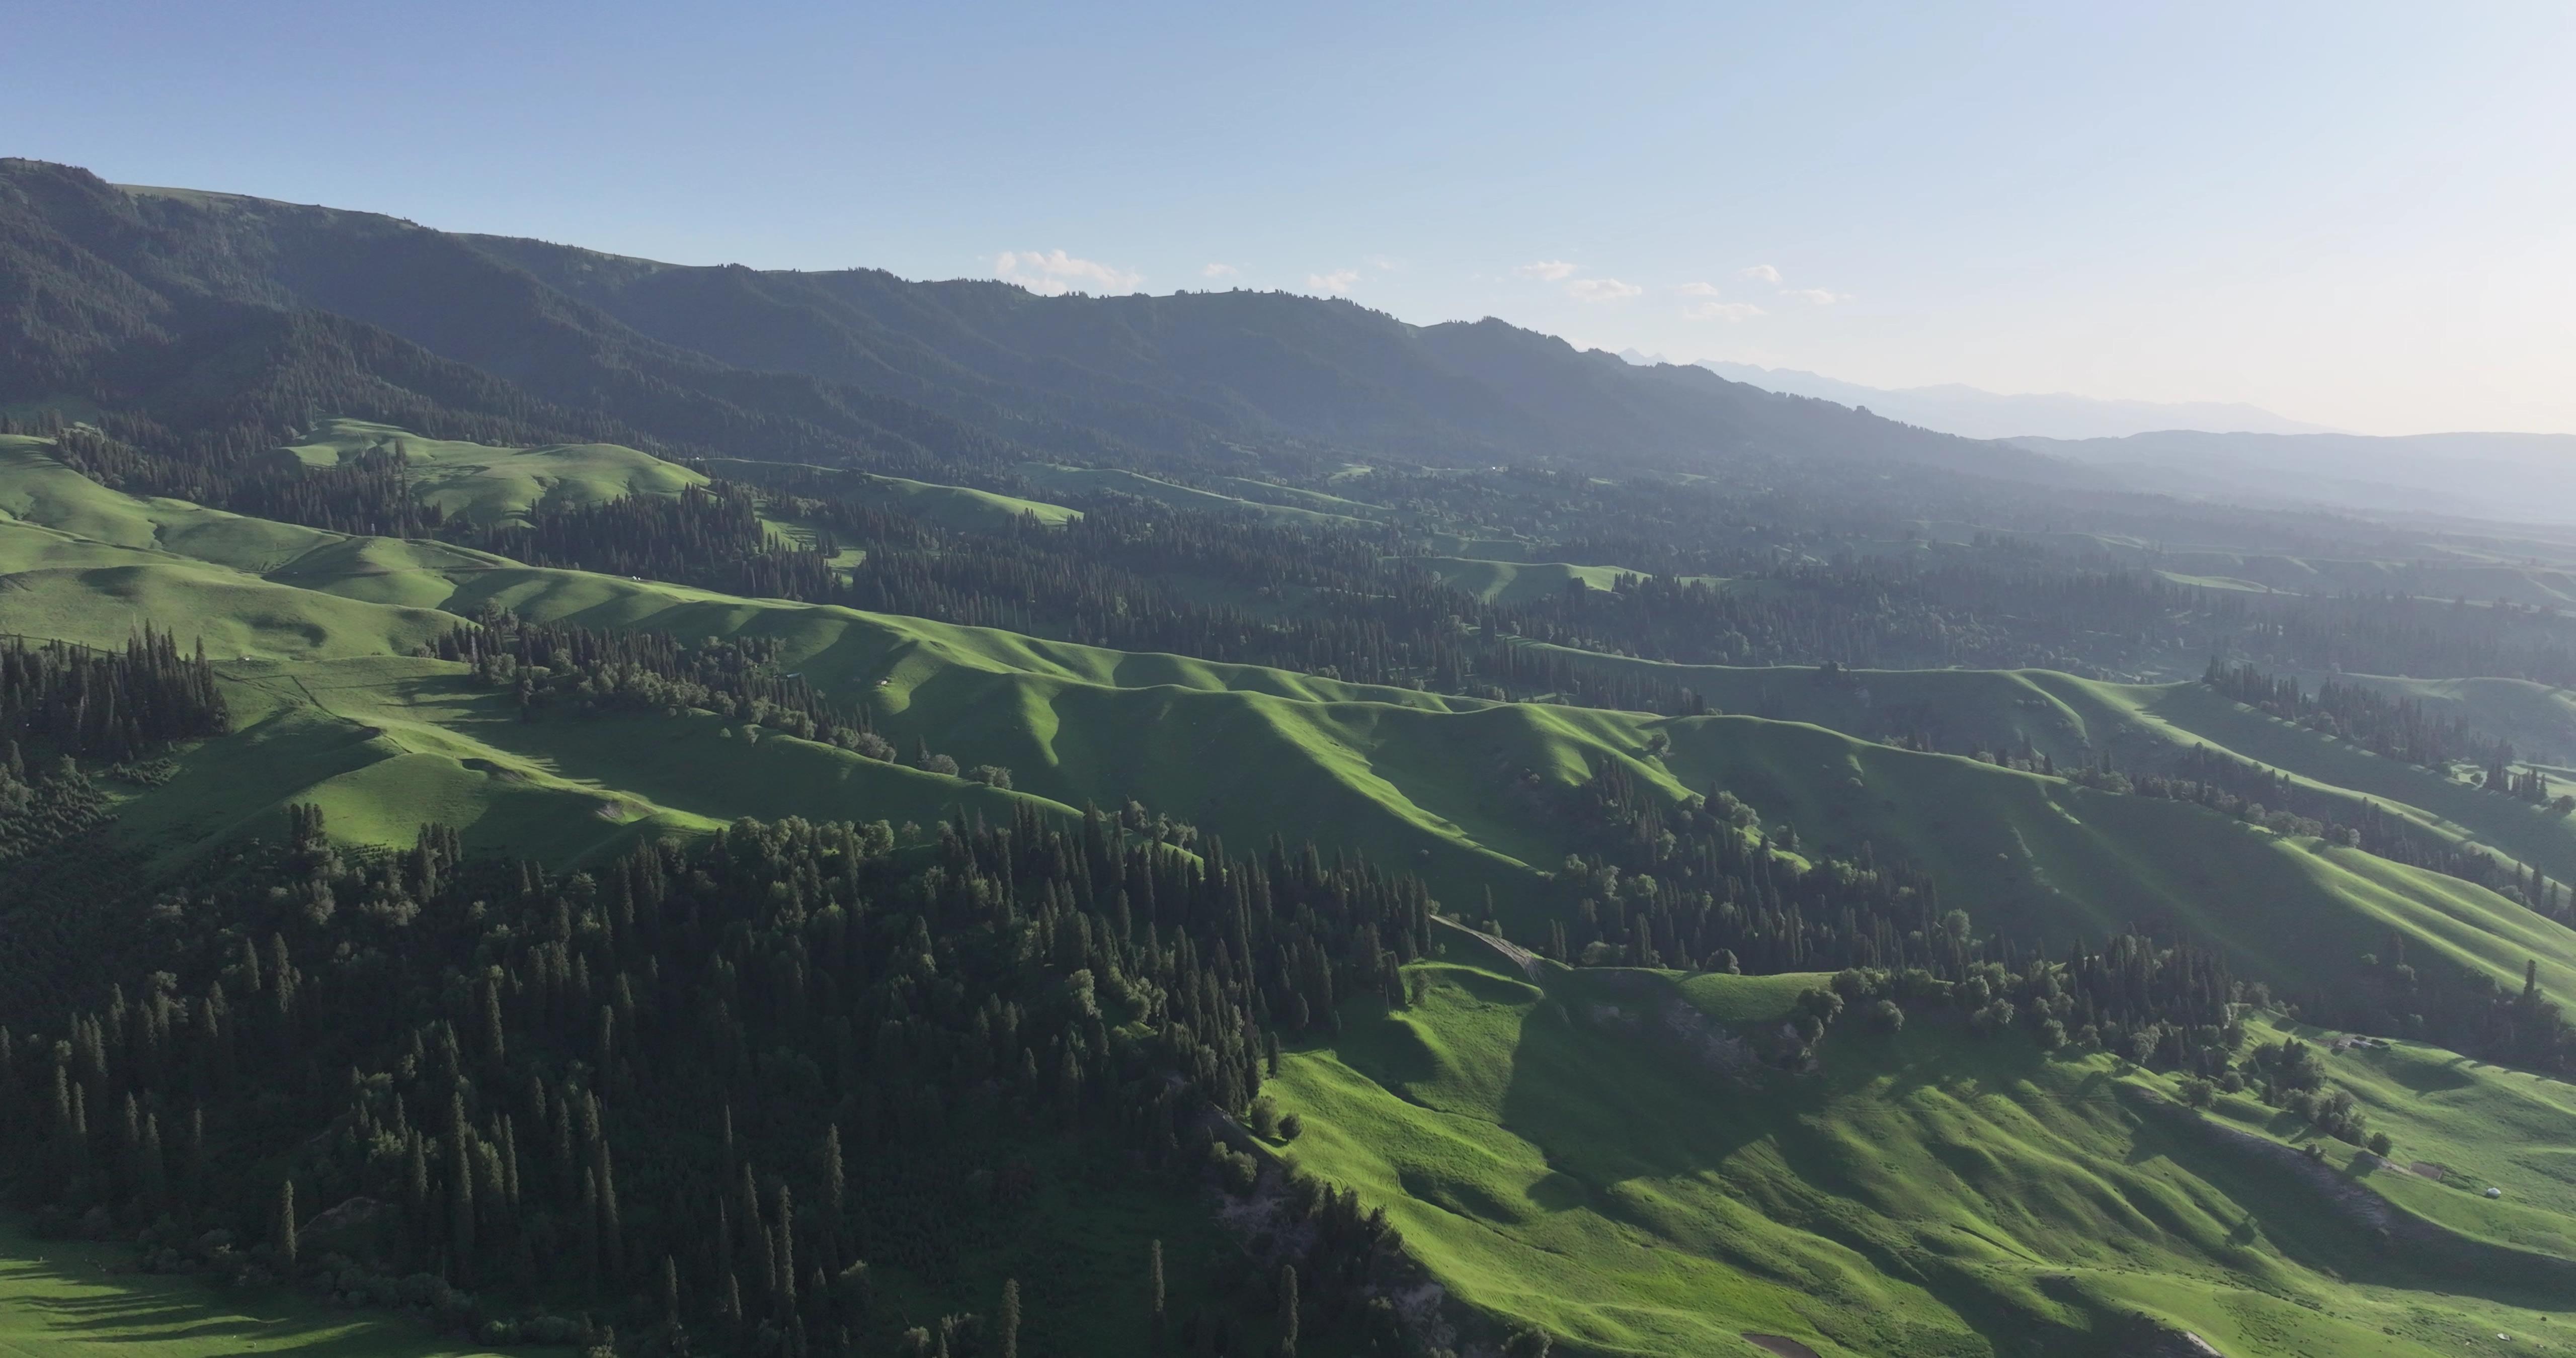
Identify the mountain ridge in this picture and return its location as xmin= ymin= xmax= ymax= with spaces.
xmin=2 ymin=158 xmax=2074 ymax=492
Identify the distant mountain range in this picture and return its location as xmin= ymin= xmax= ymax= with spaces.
xmin=0 ymin=158 xmax=2062 ymax=491
xmin=1623 ymin=354 xmax=2333 ymax=440
xmin=2008 ymin=429 xmax=2576 ymax=526
xmin=1628 ymin=353 xmax=2576 ymax=525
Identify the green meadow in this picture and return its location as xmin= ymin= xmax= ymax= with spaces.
xmin=0 ymin=1223 xmax=507 ymax=1358
xmin=1272 ymin=958 xmax=2576 ymax=1358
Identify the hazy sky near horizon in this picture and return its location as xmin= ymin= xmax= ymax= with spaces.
xmin=8 ymin=2 xmax=2572 ymax=435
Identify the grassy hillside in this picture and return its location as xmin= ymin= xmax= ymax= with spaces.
xmin=2291 ymin=671 xmax=2576 ymax=766
xmin=0 ymin=439 xmax=342 ymax=572
xmin=1014 ymin=463 xmax=1381 ymax=527
xmin=10 ymin=449 xmax=2572 ymax=1006
xmin=0 ymin=1222 xmax=504 ymax=1358
xmin=1422 ymin=556 xmax=1641 ymax=605
xmin=1270 ymin=959 xmax=2576 ymax=1358
xmin=1532 ymin=647 xmax=2576 ymax=888
xmin=702 ymin=457 xmax=1082 ymax=531
xmin=283 ymin=419 xmax=706 ymax=528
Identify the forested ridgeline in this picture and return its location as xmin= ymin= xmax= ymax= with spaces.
xmin=0 ymin=804 xmax=1439 ymax=1355
xmin=0 ymin=161 xmax=1072 ymax=486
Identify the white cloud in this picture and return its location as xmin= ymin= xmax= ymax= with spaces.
xmin=1565 ymin=277 xmax=1644 ymax=302
xmin=1201 ymin=262 xmax=1239 ymax=278
xmin=1675 ymin=281 xmax=1725 ymax=297
xmin=993 ymin=249 xmax=1144 ymax=296
xmin=1365 ymin=254 xmax=1401 ymax=272
xmin=1784 ymin=287 xmax=1849 ymax=304
xmin=1684 ymin=300 xmax=1766 ymax=322
xmin=1738 ymin=264 xmax=1782 ymax=284
xmin=1308 ymin=269 xmax=1361 ymax=294
xmin=1513 ymin=260 xmax=1579 ymax=281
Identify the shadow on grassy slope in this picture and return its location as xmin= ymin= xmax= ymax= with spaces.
xmin=1276 ymin=961 xmax=2576 ymax=1358
xmin=0 ymin=1223 xmax=506 ymax=1358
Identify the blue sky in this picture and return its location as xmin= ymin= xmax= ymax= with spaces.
xmin=9 ymin=1 xmax=2571 ymax=434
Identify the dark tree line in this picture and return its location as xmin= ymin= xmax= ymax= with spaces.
xmin=2203 ymin=659 xmax=2508 ymax=771
xmin=0 ymin=802 xmax=1437 ymax=1355
xmin=1 ymin=628 xmax=228 ymax=763
xmin=2222 ymin=595 xmax=2576 ymax=690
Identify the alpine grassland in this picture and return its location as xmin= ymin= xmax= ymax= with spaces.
xmin=1270 ymin=955 xmax=2576 ymax=1357
xmin=6 ymin=434 xmax=2571 ymax=1002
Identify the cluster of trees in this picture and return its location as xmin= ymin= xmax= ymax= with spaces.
xmin=2338 ymin=942 xmax=2572 ymax=1073
xmin=2202 ymin=659 xmax=2508 ymax=770
xmin=461 ymin=484 xmax=778 ymax=589
xmin=2224 ymin=595 xmax=2576 ymax=690
xmin=2225 ymin=1037 xmax=2375 ymax=1146
xmin=0 ymin=628 xmax=228 ymax=763
xmin=423 ymin=614 xmax=883 ymax=750
xmin=1801 ymin=938 xmax=2247 ymax=1077
xmin=0 ymin=746 xmax=112 ymax=873
xmin=1515 ymin=759 xmax=2254 ymax=1073
xmin=0 ymin=800 xmax=1439 ymax=1354
xmin=425 ymin=614 xmax=1022 ymax=783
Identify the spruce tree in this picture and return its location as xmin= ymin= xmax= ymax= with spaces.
xmin=1275 ymin=1264 xmax=1298 ymax=1358
xmin=999 ymin=1278 xmax=1020 ymax=1358
xmin=449 ymin=1101 xmax=477 ymax=1277
xmin=274 ymin=1179 xmax=298 ymax=1272
xmin=822 ymin=1124 xmax=846 ymax=1214
xmin=1148 ymin=1239 xmax=1166 ymax=1347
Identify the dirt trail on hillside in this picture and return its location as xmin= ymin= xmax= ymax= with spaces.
xmin=1431 ymin=915 xmax=1544 ymax=979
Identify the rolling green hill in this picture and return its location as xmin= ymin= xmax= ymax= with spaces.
xmin=282 ymin=419 xmax=707 ymax=527
xmin=8 ymin=444 xmax=2572 ymax=1007
xmin=1271 ymin=958 xmax=2576 ymax=1357
xmin=702 ymin=457 xmax=1083 ymax=531
xmin=1014 ymin=463 xmax=1383 ymax=527
xmin=1520 ymin=647 xmax=2576 ymax=891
